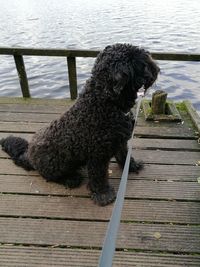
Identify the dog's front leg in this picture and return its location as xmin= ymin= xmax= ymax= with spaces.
xmin=87 ymin=159 xmax=116 ymax=206
xmin=115 ymin=143 xmax=143 ymax=173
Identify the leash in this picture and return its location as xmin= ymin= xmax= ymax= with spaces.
xmin=98 ymin=96 xmax=143 ymax=267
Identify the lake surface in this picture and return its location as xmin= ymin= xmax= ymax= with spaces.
xmin=0 ymin=0 xmax=200 ymax=112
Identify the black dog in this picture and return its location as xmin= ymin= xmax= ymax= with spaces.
xmin=0 ymin=43 xmax=159 ymax=206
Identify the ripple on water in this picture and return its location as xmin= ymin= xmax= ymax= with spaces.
xmin=0 ymin=0 xmax=199 ymax=112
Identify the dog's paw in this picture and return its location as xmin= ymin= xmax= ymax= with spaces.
xmin=91 ymin=186 xmax=116 ymax=206
xmin=129 ymin=159 xmax=144 ymax=173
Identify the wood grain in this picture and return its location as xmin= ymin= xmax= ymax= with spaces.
xmin=0 ymin=194 xmax=199 ymax=224
xmin=0 ymin=246 xmax=200 ymax=267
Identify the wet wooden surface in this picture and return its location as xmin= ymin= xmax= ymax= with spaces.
xmin=0 ymin=97 xmax=200 ymax=266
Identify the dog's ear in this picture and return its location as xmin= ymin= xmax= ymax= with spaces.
xmin=112 ymin=62 xmax=130 ymax=95
xmin=113 ymin=72 xmax=128 ymax=95
xmin=143 ymin=62 xmax=160 ymax=89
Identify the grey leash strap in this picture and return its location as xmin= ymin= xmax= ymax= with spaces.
xmin=98 ymin=96 xmax=143 ymax=267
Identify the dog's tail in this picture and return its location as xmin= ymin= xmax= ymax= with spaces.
xmin=0 ymin=136 xmax=34 ymax=171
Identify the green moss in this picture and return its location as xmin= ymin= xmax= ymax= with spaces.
xmin=176 ymin=102 xmax=187 ymax=112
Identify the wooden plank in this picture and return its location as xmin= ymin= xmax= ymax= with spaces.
xmin=133 ymin=138 xmax=200 ymax=151
xmin=1 ymin=148 xmax=199 ymax=165
xmin=0 ymin=100 xmax=191 ymax=128
xmin=151 ymin=52 xmax=200 ymax=61
xmin=1 ymin=246 xmax=200 ymax=267
xmin=67 ymin=57 xmax=77 ymax=99
xmin=0 ymin=103 xmax=70 ymax=114
xmin=0 ymin=121 xmax=48 ymax=133
xmin=124 ymin=180 xmax=200 ymax=201
xmin=0 ymin=47 xmax=99 ymax=57
xmin=0 ymin=133 xmax=199 ymax=151
xmin=0 ymin=218 xmax=200 ymax=253
xmin=0 ymin=194 xmax=199 ymax=224
xmin=13 ymin=55 xmax=30 ymax=98
xmin=0 ymin=97 xmax=74 ymax=105
xmin=1 ymin=47 xmax=200 ymax=61
xmin=1 ymin=132 xmax=200 ymax=151
xmin=0 ymin=112 xmax=58 ymax=122
xmin=1 ymin=159 xmax=199 ymax=181
xmin=0 ymin=111 xmax=194 ymax=137
xmin=0 ymin=120 xmax=196 ymax=138
xmin=135 ymin=126 xmax=197 ymax=139
xmin=0 ymin=159 xmax=37 ymax=175
xmin=0 ymin=119 xmax=195 ymax=140
xmin=184 ymin=100 xmax=200 ymax=133
xmin=0 ymin=246 xmax=200 ymax=267
xmin=0 ymin=111 xmax=197 ymax=139
xmin=0 ymin=174 xmax=199 ymax=201
xmin=133 ymin=150 xmax=200 ymax=165
xmin=109 ymin=163 xmax=200 ymax=181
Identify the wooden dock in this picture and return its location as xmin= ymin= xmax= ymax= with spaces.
xmin=0 ymin=97 xmax=200 ymax=266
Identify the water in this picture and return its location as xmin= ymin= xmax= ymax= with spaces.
xmin=0 ymin=0 xmax=200 ymax=112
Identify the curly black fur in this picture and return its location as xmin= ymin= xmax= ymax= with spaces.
xmin=0 ymin=136 xmax=34 ymax=170
xmin=0 ymin=43 xmax=159 ymax=206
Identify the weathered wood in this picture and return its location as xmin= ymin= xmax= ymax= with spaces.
xmin=0 ymin=47 xmax=99 ymax=57
xmin=0 ymin=194 xmax=199 ymax=224
xmin=0 ymin=98 xmax=200 ymax=266
xmin=0 ymin=173 xmax=199 ymax=201
xmin=0 ymin=112 xmax=58 ymax=122
xmin=0 ymin=129 xmax=199 ymax=151
xmin=134 ymin=150 xmax=200 ymax=165
xmin=0 ymin=218 xmax=200 ymax=253
xmin=1 ymin=132 xmax=200 ymax=151
xmin=0 ymin=99 xmax=197 ymax=139
xmin=1 ymin=159 xmax=199 ymax=181
xmin=135 ymin=126 xmax=196 ymax=139
xmin=143 ymin=99 xmax=182 ymax=122
xmin=4 ymin=111 xmax=194 ymax=126
xmin=152 ymin=90 xmax=168 ymax=114
xmin=0 ymin=104 xmax=65 ymax=114
xmin=13 ymin=55 xmax=30 ymax=98
xmin=0 ymin=121 xmax=48 ymax=133
xmin=0 ymin=98 xmax=194 ymax=129
xmin=67 ymin=57 xmax=78 ymax=99
xmin=1 ymin=47 xmax=200 ymax=61
xmin=151 ymin=52 xmax=200 ymax=61
xmin=133 ymin=138 xmax=200 ymax=151
xmin=0 ymin=96 xmax=74 ymax=105
xmin=1 ymin=246 xmax=200 ymax=267
xmin=0 ymin=121 xmax=197 ymax=139
xmin=1 ymin=148 xmax=199 ymax=165
xmin=139 ymin=104 xmax=196 ymax=129
xmin=184 ymin=100 xmax=200 ymax=134
xmin=0 ymin=159 xmax=199 ymax=181
xmin=0 ymin=103 xmax=72 ymax=114
xmin=112 ymin=163 xmax=200 ymax=181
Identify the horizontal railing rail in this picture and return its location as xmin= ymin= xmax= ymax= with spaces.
xmin=0 ymin=47 xmax=200 ymax=99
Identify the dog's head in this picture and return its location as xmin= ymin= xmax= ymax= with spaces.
xmin=91 ymin=43 xmax=160 ymax=112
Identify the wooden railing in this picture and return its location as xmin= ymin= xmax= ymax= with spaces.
xmin=0 ymin=47 xmax=200 ymax=99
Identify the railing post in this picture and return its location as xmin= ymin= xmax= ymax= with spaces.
xmin=14 ymin=55 xmax=30 ymax=98
xmin=67 ymin=56 xmax=77 ymax=99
